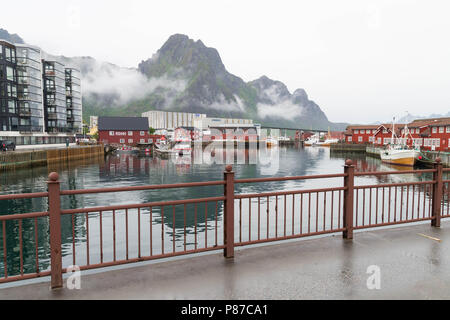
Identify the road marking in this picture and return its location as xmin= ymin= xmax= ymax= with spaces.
xmin=417 ymin=233 xmax=441 ymax=242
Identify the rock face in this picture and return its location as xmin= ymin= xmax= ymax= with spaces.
xmin=0 ymin=28 xmax=24 ymax=44
xmin=137 ymin=34 xmax=335 ymax=129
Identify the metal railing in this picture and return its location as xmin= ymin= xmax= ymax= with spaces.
xmin=0 ymin=159 xmax=449 ymax=288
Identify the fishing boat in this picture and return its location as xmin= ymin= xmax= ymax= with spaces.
xmin=379 ymin=120 xmax=418 ymax=166
xmin=266 ymin=136 xmax=279 ymax=147
xmin=304 ymin=135 xmax=319 ymax=146
xmin=154 ymin=141 xmax=191 ymax=157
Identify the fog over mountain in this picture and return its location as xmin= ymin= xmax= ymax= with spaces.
xmin=2 ymin=28 xmax=347 ymax=130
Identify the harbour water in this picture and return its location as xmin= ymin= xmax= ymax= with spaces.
xmin=0 ymin=145 xmax=445 ymax=277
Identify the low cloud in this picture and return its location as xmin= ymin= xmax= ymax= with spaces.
xmin=256 ymin=84 xmax=303 ymax=120
xmin=208 ymin=94 xmax=246 ymax=112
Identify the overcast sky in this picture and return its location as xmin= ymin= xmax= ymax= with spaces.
xmin=1 ymin=0 xmax=449 ymax=123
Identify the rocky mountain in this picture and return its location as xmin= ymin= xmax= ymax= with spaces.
xmin=1 ymin=28 xmax=346 ymax=130
xmin=0 ymin=28 xmax=24 ymax=44
xmin=136 ymin=34 xmax=342 ymax=129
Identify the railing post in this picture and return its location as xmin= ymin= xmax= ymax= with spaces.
xmin=431 ymin=158 xmax=443 ymax=227
xmin=47 ymin=172 xmax=63 ymax=289
xmin=224 ymin=165 xmax=235 ymax=258
xmin=343 ymin=159 xmax=354 ymax=239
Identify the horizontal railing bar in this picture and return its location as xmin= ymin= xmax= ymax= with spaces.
xmin=0 ymin=271 xmax=51 ymax=284
xmin=235 ymin=187 xmax=346 ymax=199
xmin=61 ymin=245 xmax=226 ymax=273
xmin=60 ymin=180 xmax=226 ymax=196
xmin=0 ymin=192 xmax=48 ymax=201
xmin=443 ymin=168 xmax=450 ymax=172
xmin=235 ymin=173 xmax=346 ymax=184
xmin=355 ymin=180 xmax=435 ymax=189
xmin=0 ymin=211 xmax=49 ymax=221
xmin=354 ymin=169 xmax=436 ymax=176
xmin=235 ymin=228 xmax=345 ymax=246
xmin=61 ymin=196 xmax=226 ymax=215
xmin=354 ymin=216 xmax=432 ymax=230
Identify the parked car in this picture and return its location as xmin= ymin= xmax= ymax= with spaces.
xmin=0 ymin=140 xmax=16 ymax=151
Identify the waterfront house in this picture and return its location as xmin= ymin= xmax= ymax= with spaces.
xmin=98 ymin=116 xmax=152 ymax=147
xmin=344 ymin=125 xmax=379 ymax=144
xmin=345 ymin=117 xmax=450 ymax=152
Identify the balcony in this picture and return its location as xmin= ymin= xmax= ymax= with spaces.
xmin=46 ymin=100 xmax=57 ymax=106
xmin=19 ymin=109 xmax=32 ymax=117
xmin=46 ymin=86 xmax=56 ymax=92
xmin=47 ymin=112 xmax=58 ymax=120
xmin=66 ymin=91 xmax=72 ymax=97
xmin=45 ymin=70 xmax=56 ymax=76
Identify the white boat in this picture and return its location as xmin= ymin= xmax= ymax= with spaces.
xmin=172 ymin=142 xmax=192 ymax=156
xmin=266 ymin=136 xmax=279 ymax=147
xmin=379 ymin=120 xmax=418 ymax=166
xmin=155 ymin=141 xmax=191 ymax=157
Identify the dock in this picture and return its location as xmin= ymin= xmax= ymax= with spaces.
xmin=1 ymin=222 xmax=450 ymax=299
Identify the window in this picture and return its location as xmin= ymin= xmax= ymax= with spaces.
xmin=384 ymin=138 xmax=390 ymax=145
xmin=416 ymin=128 xmax=420 ymax=134
xmin=128 ymin=131 xmax=133 ymax=136
xmin=413 ymin=138 xmax=422 ymax=146
xmin=8 ymin=100 xmax=16 ymax=113
xmin=377 ymin=137 xmax=381 ymax=144
xmin=109 ymin=131 xmax=114 ymax=136
xmin=383 ymin=129 xmax=388 ymax=134
xmin=372 ymin=130 xmax=376 ymax=134
xmin=354 ymin=129 xmax=359 ymax=134
xmin=140 ymin=139 xmax=145 ymax=143
xmin=368 ymin=136 xmax=374 ymax=142
xmin=366 ymin=130 xmax=371 ymax=134
xmin=439 ymin=126 xmax=444 ymax=133
xmin=358 ymin=136 xmax=362 ymax=142
xmin=6 ymin=66 xmax=15 ymax=81
xmin=447 ymin=126 xmax=450 ymax=133
xmin=148 ymin=138 xmax=153 ymax=143
xmin=119 ymin=139 xmax=125 ymax=143
xmin=140 ymin=131 xmax=145 ymax=136
xmin=432 ymin=127 xmax=437 ymax=133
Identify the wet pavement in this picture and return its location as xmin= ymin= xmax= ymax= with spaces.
xmin=1 ymin=222 xmax=450 ymax=299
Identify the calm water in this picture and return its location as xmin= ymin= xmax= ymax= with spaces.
xmin=0 ymin=145 xmax=445 ymax=277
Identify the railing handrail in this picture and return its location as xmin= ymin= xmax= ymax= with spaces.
xmin=235 ymin=186 xmax=346 ymax=199
xmin=354 ymin=180 xmax=436 ymax=189
xmin=0 ymin=192 xmax=48 ymax=201
xmin=354 ymin=169 xmax=436 ymax=176
xmin=59 ymin=180 xmax=226 ymax=195
xmin=60 ymin=196 xmax=226 ymax=215
xmin=235 ymin=173 xmax=346 ymax=184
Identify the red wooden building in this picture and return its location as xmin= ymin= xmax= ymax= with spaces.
xmin=98 ymin=116 xmax=159 ymax=146
xmin=344 ymin=117 xmax=450 ymax=152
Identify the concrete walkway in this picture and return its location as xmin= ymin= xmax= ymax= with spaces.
xmin=1 ymin=222 xmax=450 ymax=299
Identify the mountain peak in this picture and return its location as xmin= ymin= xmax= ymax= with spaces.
xmin=0 ymin=28 xmax=25 ymax=44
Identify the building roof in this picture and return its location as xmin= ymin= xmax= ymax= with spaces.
xmin=408 ymin=117 xmax=450 ymax=128
xmin=98 ymin=117 xmax=149 ymax=131
xmin=345 ymin=125 xmax=380 ymax=130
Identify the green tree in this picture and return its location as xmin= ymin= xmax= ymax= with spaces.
xmin=148 ymin=127 xmax=156 ymax=135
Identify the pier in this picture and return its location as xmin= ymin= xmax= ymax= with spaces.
xmin=0 ymin=158 xmax=448 ymax=294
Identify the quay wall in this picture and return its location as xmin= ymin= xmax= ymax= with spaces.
xmin=0 ymin=145 xmax=104 ymax=171
xmin=329 ymin=143 xmax=367 ymax=153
